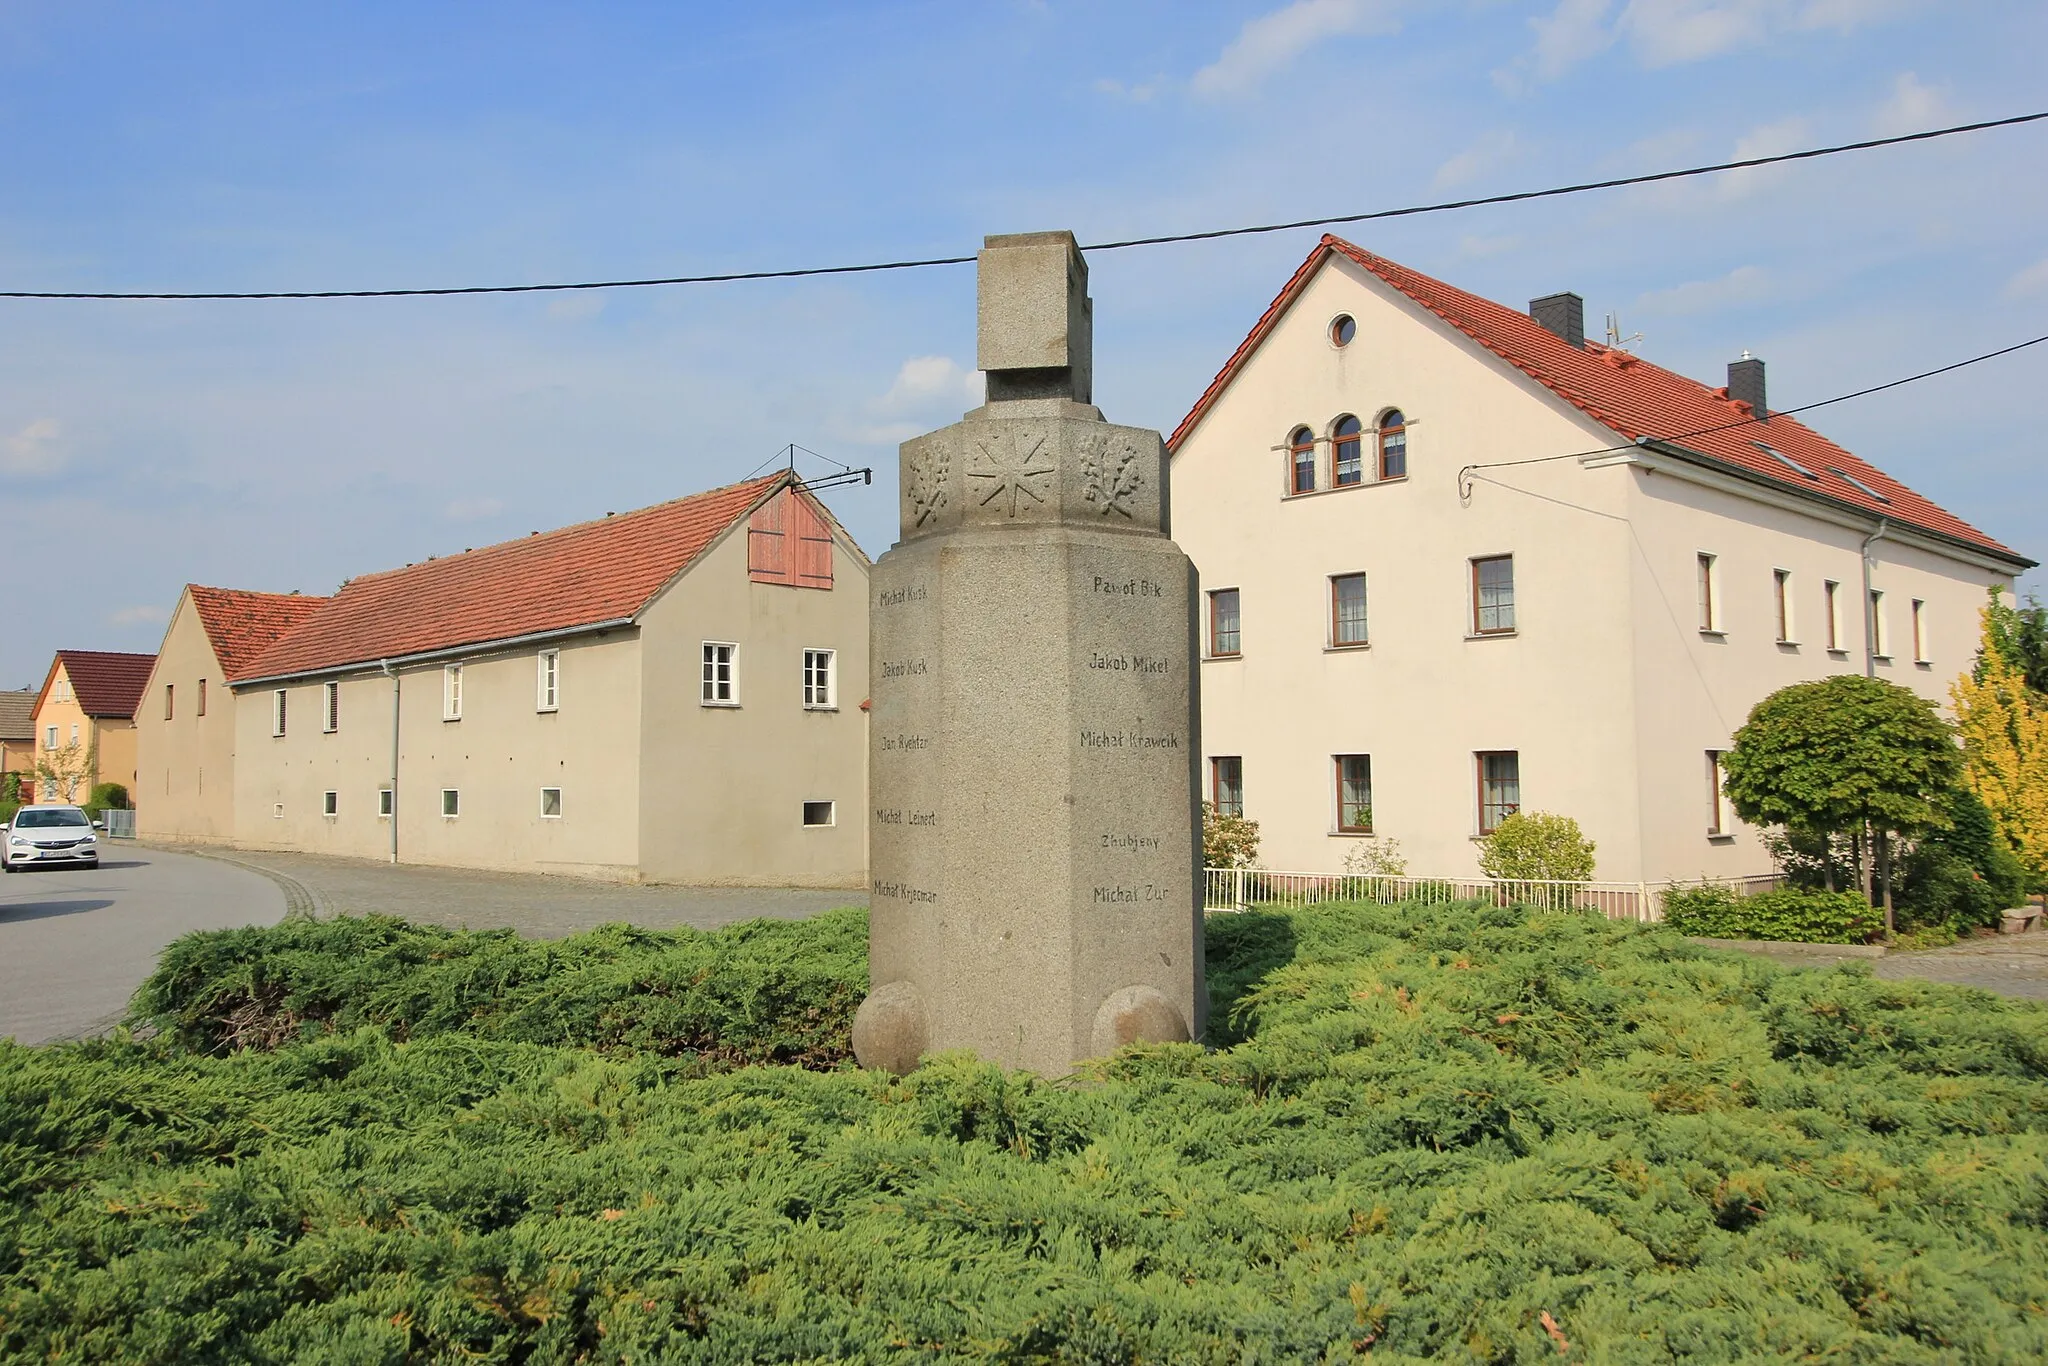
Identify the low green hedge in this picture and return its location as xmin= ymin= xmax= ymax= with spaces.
xmin=1664 ymin=885 xmax=1885 ymax=943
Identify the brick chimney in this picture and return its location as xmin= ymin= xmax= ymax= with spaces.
xmin=1728 ymin=352 xmax=1766 ymax=420
xmin=1529 ymin=292 xmax=1584 ymax=348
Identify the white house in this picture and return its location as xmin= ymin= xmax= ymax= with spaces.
xmin=1169 ymin=235 xmax=2033 ymax=884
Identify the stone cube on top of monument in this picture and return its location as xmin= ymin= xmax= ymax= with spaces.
xmin=853 ymin=231 xmax=1206 ymax=1078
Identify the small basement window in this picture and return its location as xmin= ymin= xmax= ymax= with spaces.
xmin=540 ymin=787 xmax=563 ymax=819
xmin=322 ymin=791 xmax=338 ymax=818
xmin=802 ymin=800 xmax=835 ymax=827
xmin=441 ymin=789 xmax=460 ymax=818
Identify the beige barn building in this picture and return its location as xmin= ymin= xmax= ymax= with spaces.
xmin=137 ymin=586 xmax=329 ymax=843
xmin=1170 ymin=237 xmax=2033 ymax=884
xmin=135 ymin=473 xmax=870 ymax=886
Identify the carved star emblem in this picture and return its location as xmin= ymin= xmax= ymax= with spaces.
xmin=967 ymin=431 xmax=1055 ymax=518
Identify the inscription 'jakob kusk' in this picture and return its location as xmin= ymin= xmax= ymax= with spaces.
xmin=881 ymin=658 xmax=928 ymax=680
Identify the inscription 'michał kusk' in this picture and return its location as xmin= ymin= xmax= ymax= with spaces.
xmin=876 ymin=583 xmax=927 ymax=608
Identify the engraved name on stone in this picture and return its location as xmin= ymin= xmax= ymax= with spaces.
xmin=879 ymin=733 xmax=933 ymax=753
xmin=1077 ymin=726 xmax=1181 ymax=751
xmin=872 ymin=881 xmax=939 ymax=905
xmin=1092 ymin=575 xmax=1163 ymax=598
xmin=1099 ymin=832 xmax=1162 ymax=851
xmin=1087 ymin=652 xmax=1172 ymax=674
xmin=881 ymin=658 xmax=927 ymax=679
xmin=876 ymin=583 xmax=928 ymax=608
xmin=1092 ymin=883 xmax=1171 ymax=904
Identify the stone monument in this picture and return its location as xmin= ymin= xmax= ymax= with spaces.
xmin=851 ymin=230 xmax=1206 ymax=1077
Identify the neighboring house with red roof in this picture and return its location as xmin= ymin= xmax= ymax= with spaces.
xmin=28 ymin=650 xmax=157 ymax=803
xmin=1170 ymin=235 xmax=2034 ymax=884
xmin=159 ymin=472 xmax=868 ymax=885
xmin=136 ymin=585 xmax=329 ymax=843
xmin=0 ymin=690 xmax=36 ymax=798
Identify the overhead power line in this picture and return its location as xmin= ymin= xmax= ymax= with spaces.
xmin=3 ymin=110 xmax=2042 ymax=302
xmin=1457 ymin=332 xmax=2048 ymax=494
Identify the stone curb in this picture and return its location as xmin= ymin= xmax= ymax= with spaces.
xmin=1686 ymin=936 xmax=1887 ymax=959
xmin=134 ymin=841 xmax=326 ymax=920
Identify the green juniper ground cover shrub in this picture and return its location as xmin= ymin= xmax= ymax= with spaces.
xmin=8 ymin=902 xmax=2048 ymax=1362
xmin=1662 ymin=886 xmax=1887 ymax=944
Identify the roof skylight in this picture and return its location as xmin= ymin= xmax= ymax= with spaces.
xmin=1829 ymin=467 xmax=1892 ymax=504
xmin=1753 ymin=441 xmax=1818 ymax=480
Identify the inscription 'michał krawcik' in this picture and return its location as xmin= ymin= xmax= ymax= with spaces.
xmin=1078 ymin=726 xmax=1180 ymax=752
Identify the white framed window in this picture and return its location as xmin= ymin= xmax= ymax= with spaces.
xmin=1696 ymin=552 xmax=1721 ymax=633
xmin=378 ymin=788 xmax=394 ymax=818
xmin=802 ymin=648 xmax=836 ymax=709
xmin=1912 ymin=599 xmax=1929 ymax=663
xmin=272 ymin=802 xmax=284 ymax=819
xmin=44 ymin=725 xmax=56 ymax=749
xmin=1869 ymin=589 xmax=1889 ymax=659
xmin=322 ymin=790 xmax=338 ymax=818
xmin=802 ymin=800 xmax=835 ymax=827
xmin=271 ymin=689 xmax=287 ymax=737
xmin=1772 ymin=569 xmax=1794 ymax=643
xmin=701 ymin=642 xmax=737 ymax=706
xmin=442 ymin=664 xmax=463 ymax=721
xmin=537 ymin=649 xmax=560 ymax=712
xmin=1706 ymin=751 xmax=1729 ymax=837
xmin=540 ymin=787 xmax=563 ymax=819
xmin=322 ymin=680 xmax=339 ymax=734
xmin=441 ymin=789 xmax=460 ymax=818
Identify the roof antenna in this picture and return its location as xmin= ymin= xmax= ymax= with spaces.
xmin=1604 ymin=312 xmax=1643 ymax=351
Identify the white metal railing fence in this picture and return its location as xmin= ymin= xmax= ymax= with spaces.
xmin=1202 ymin=867 xmax=1781 ymax=923
xmin=102 ymin=809 xmax=137 ymax=839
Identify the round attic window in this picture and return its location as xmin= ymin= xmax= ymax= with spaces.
xmin=1330 ymin=314 xmax=1357 ymax=347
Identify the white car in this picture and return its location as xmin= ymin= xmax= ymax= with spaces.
xmin=2 ymin=805 xmax=101 ymax=872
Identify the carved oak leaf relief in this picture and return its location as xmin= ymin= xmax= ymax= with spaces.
xmin=1080 ymin=434 xmax=1144 ymax=518
xmin=967 ymin=430 xmax=1055 ymax=518
xmin=906 ymin=441 xmax=951 ymax=527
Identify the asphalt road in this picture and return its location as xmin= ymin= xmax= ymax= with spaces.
xmin=0 ymin=847 xmax=287 ymax=1046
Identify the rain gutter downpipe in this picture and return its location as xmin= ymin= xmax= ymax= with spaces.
xmin=1860 ymin=518 xmax=1889 ymax=679
xmin=379 ymin=659 xmax=399 ymax=864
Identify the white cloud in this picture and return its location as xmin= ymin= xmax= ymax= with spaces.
xmin=2005 ymin=257 xmax=2048 ymax=298
xmin=1094 ymin=75 xmax=1166 ymax=103
xmin=108 ymin=604 xmax=168 ymax=627
xmin=445 ymin=496 xmax=504 ymax=521
xmin=1633 ymin=264 xmax=1772 ymax=315
xmin=1 ymin=417 xmax=64 ymax=476
xmin=837 ymin=356 xmax=985 ymax=446
xmin=1502 ymin=0 xmax=1923 ymax=86
xmin=1190 ymin=0 xmax=1403 ymax=100
xmin=1431 ymin=130 xmax=1522 ymax=190
xmin=1873 ymin=70 xmax=1950 ymax=137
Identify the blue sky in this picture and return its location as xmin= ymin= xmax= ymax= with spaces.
xmin=1 ymin=0 xmax=2043 ymax=688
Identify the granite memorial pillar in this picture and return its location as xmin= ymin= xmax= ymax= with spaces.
xmin=852 ymin=230 xmax=1206 ymax=1077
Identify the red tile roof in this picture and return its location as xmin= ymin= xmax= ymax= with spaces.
xmin=1170 ymin=235 xmax=2026 ymax=565
xmin=188 ymin=586 xmax=331 ymax=683
xmin=238 ymin=474 xmax=789 ymax=682
xmin=51 ymin=651 xmax=157 ymax=719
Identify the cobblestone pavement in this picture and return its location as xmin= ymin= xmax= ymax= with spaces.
xmin=1697 ymin=932 xmax=2048 ymax=1001
xmin=149 ymin=844 xmax=864 ymax=938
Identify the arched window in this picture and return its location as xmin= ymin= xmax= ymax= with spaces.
xmin=1378 ymin=408 xmax=1407 ymax=480
xmin=1332 ymin=416 xmax=1363 ymax=487
xmin=1288 ymin=426 xmax=1316 ymax=495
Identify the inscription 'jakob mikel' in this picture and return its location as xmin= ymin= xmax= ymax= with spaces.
xmin=1088 ymin=652 xmax=1171 ymax=674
